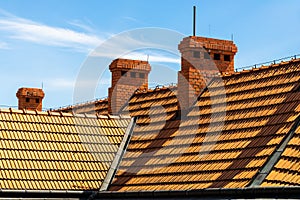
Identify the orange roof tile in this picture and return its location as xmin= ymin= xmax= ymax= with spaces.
xmin=262 ymin=125 xmax=300 ymax=186
xmin=122 ymin=85 xmax=178 ymax=125
xmin=57 ymin=85 xmax=178 ymax=121
xmin=52 ymin=58 xmax=300 ymax=191
xmin=0 ymin=108 xmax=130 ymax=191
xmin=109 ymin=59 xmax=300 ymax=191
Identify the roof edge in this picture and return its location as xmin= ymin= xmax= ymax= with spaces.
xmin=0 ymin=107 xmax=130 ymax=120
xmin=97 ymin=187 xmax=300 ymax=199
xmin=0 ymin=189 xmax=94 ymax=199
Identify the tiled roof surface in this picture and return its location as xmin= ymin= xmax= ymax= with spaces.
xmin=109 ymin=59 xmax=300 ymax=191
xmin=58 ymin=85 xmax=179 ymax=122
xmin=262 ymin=123 xmax=300 ymax=186
xmin=0 ymin=108 xmax=130 ymax=191
xmin=122 ymin=86 xmax=178 ymax=124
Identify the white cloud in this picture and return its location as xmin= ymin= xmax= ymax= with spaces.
xmin=90 ymin=46 xmax=180 ymax=64
xmin=45 ymin=78 xmax=75 ymax=90
xmin=89 ymin=30 xmax=182 ymax=64
xmin=67 ymin=19 xmax=95 ymax=33
xmin=0 ymin=10 xmax=182 ymax=63
xmin=123 ymin=16 xmax=139 ymax=23
xmin=0 ymin=10 xmax=103 ymax=52
xmin=0 ymin=41 xmax=9 ymax=49
xmin=121 ymin=51 xmax=180 ymax=64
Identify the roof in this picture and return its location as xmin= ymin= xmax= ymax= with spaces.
xmin=56 ymin=98 xmax=109 ymax=115
xmin=122 ymin=85 xmax=178 ymax=124
xmin=109 ymin=59 xmax=300 ymax=191
xmin=0 ymin=108 xmax=131 ymax=191
xmin=2 ymin=186 xmax=300 ymax=199
xmin=41 ymin=57 xmax=300 ymax=194
xmin=57 ymin=84 xmax=178 ymax=120
xmin=262 ymin=121 xmax=300 ymax=186
xmin=96 ymin=187 xmax=300 ymax=199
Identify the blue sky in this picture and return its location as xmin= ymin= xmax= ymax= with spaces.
xmin=0 ymin=0 xmax=300 ymax=109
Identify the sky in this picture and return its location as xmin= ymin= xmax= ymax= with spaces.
xmin=0 ymin=0 xmax=300 ymax=109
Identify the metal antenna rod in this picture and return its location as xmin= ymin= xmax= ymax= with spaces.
xmin=193 ymin=6 xmax=196 ymax=36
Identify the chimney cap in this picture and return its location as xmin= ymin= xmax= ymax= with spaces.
xmin=109 ymin=58 xmax=151 ymax=72
xmin=16 ymin=87 xmax=45 ymax=98
xmin=179 ymin=36 xmax=238 ymax=53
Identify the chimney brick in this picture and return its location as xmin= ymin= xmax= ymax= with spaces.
xmin=16 ymin=88 xmax=45 ymax=111
xmin=178 ymin=36 xmax=237 ymax=112
xmin=108 ymin=58 xmax=151 ymax=114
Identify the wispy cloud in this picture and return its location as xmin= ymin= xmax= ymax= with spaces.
xmin=121 ymin=51 xmax=180 ymax=64
xmin=0 ymin=41 xmax=9 ymax=49
xmin=89 ymin=29 xmax=182 ymax=64
xmin=0 ymin=10 xmax=182 ymax=63
xmin=45 ymin=78 xmax=75 ymax=90
xmin=123 ymin=16 xmax=139 ymax=23
xmin=44 ymin=78 xmax=109 ymax=93
xmin=0 ymin=10 xmax=103 ymax=52
xmin=67 ymin=19 xmax=95 ymax=33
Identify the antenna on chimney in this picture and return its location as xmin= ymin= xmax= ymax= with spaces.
xmin=193 ymin=6 xmax=196 ymax=36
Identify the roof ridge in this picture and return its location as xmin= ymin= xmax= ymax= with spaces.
xmin=224 ymin=57 xmax=300 ymax=77
xmin=53 ymin=98 xmax=108 ymax=111
xmin=134 ymin=83 xmax=177 ymax=94
xmin=0 ymin=107 xmax=130 ymax=119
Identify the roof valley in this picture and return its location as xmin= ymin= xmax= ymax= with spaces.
xmin=100 ymin=117 xmax=136 ymax=191
xmin=248 ymin=92 xmax=300 ymax=187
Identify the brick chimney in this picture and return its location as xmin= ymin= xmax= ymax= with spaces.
xmin=178 ymin=36 xmax=237 ymax=111
xmin=108 ymin=58 xmax=151 ymax=114
xmin=16 ymin=88 xmax=45 ymax=111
